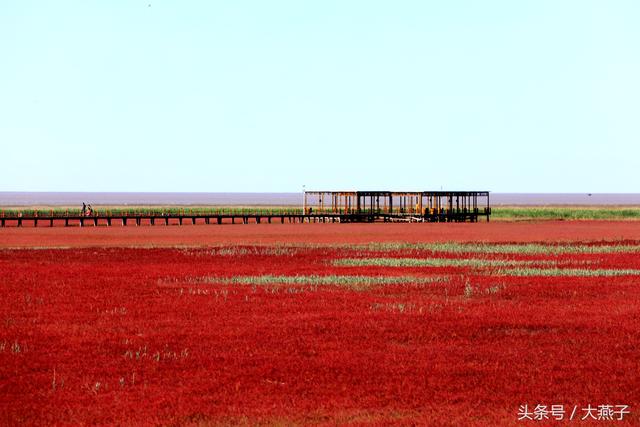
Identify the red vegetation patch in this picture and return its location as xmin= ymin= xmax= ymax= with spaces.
xmin=1 ymin=243 xmax=639 ymax=425
xmin=2 ymin=220 xmax=640 ymax=248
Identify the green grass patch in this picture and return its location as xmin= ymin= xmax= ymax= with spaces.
xmin=495 ymin=267 xmax=640 ymax=277
xmin=0 ymin=206 xmax=303 ymax=217
xmin=179 ymin=247 xmax=299 ymax=257
xmin=334 ymin=257 xmax=555 ymax=268
xmin=192 ymin=274 xmax=446 ymax=291
xmin=492 ymin=206 xmax=640 ymax=220
xmin=360 ymin=242 xmax=640 ymax=255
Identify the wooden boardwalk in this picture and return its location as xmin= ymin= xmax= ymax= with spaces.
xmin=0 ymin=191 xmax=491 ymax=227
xmin=0 ymin=209 xmax=489 ymax=227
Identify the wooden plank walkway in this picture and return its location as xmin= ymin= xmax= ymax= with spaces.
xmin=0 ymin=209 xmax=490 ymax=227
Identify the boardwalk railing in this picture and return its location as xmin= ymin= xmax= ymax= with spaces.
xmin=0 ymin=207 xmax=490 ymax=227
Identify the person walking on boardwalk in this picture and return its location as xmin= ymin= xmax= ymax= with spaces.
xmin=81 ymin=203 xmax=86 ymax=216
xmin=87 ymin=204 xmax=93 ymax=216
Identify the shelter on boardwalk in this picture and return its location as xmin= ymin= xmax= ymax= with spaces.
xmin=303 ymin=190 xmax=490 ymax=222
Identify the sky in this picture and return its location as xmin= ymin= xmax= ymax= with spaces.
xmin=1 ymin=1 xmax=639 ymax=193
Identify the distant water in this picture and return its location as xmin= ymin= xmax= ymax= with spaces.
xmin=1 ymin=192 xmax=639 ymax=206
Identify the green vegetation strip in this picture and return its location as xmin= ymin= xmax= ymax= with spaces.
xmin=192 ymin=274 xmax=446 ymax=290
xmin=360 ymin=242 xmax=640 ymax=254
xmin=182 ymin=242 xmax=640 ymax=255
xmin=495 ymin=268 xmax=640 ymax=277
xmin=492 ymin=207 xmax=640 ymax=220
xmin=214 ymin=247 xmax=297 ymax=256
xmin=334 ymin=258 xmax=554 ymax=268
xmin=1 ymin=206 xmax=303 ymax=217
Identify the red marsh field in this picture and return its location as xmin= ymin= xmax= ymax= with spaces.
xmin=1 ymin=221 xmax=640 ymax=425
xmin=3 ymin=220 xmax=640 ymax=248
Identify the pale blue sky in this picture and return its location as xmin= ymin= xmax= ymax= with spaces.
xmin=2 ymin=1 xmax=639 ymax=192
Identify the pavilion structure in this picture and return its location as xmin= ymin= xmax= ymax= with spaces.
xmin=303 ymin=190 xmax=490 ymax=222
